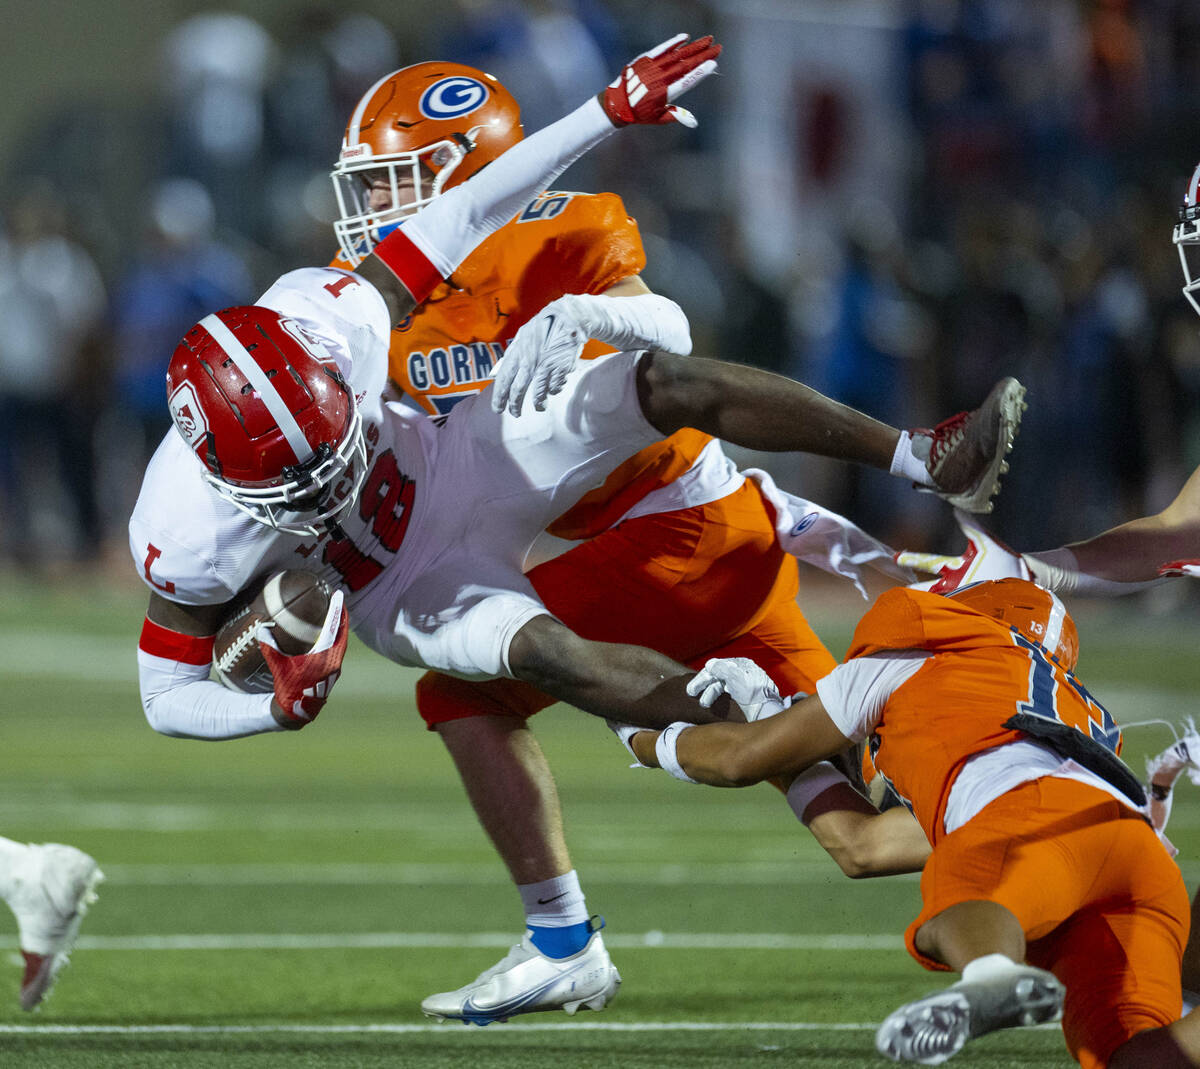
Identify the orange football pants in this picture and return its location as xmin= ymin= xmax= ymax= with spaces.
xmin=416 ymin=480 xmax=836 ymax=726
xmin=906 ymin=776 xmax=1189 ymax=1069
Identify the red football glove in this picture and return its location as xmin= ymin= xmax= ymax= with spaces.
xmin=258 ymin=591 xmax=348 ymax=728
xmin=601 ymin=33 xmax=721 ymax=129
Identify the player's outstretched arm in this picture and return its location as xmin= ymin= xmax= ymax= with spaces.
xmin=354 ymin=34 xmax=720 ymax=326
xmin=900 ymin=466 xmax=1200 ymax=595
xmin=507 ymin=614 xmax=743 ymax=729
xmin=625 ymin=693 xmax=853 ymax=787
xmin=1058 ymin=461 xmax=1200 ymax=585
xmin=634 ymin=352 xmax=1023 ymax=514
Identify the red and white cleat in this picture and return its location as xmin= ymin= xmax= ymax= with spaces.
xmin=915 ymin=377 xmax=1027 ymax=514
xmin=10 ymin=843 xmax=103 ymax=1011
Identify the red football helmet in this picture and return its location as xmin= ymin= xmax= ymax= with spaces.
xmin=1176 ymin=160 xmax=1200 ymax=318
xmin=949 ymin=577 xmax=1079 ymax=671
xmin=166 ymin=306 xmax=367 ymax=536
xmin=331 ymin=61 xmax=523 ymax=265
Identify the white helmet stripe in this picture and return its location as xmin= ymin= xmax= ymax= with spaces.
xmin=199 ymin=314 xmax=314 ymax=465
xmin=1189 ymin=162 xmax=1200 ymax=206
xmin=345 ymin=71 xmax=397 ymax=149
xmin=1042 ymin=589 xmax=1067 ymax=657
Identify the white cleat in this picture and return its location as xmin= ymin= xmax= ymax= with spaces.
xmin=421 ymin=918 xmax=621 ymax=1026
xmin=8 ymin=843 xmax=104 ymax=1011
xmin=875 ymin=960 xmax=1063 ymax=1065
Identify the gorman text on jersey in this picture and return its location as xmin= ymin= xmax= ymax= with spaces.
xmin=406 ymin=342 xmax=507 ymax=391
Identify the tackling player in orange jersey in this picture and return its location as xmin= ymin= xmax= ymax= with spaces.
xmin=625 ymin=578 xmax=1194 ymax=1067
xmin=328 ymin=58 xmax=840 ymax=1023
xmin=326 ymin=57 xmax=1025 ymax=1025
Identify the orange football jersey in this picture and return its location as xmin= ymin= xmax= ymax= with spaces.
xmin=846 ymin=587 xmax=1126 ymax=845
xmin=333 ymin=190 xmax=712 ymax=539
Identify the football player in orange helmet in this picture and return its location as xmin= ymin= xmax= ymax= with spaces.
xmin=328 ymin=57 xmax=1026 ymax=1025
xmin=332 ymin=63 xmax=524 ymax=264
xmin=330 ymin=59 xmax=694 ymax=414
xmin=890 ymin=157 xmax=1200 ymax=1033
xmin=623 ymin=579 xmax=1193 ymax=1067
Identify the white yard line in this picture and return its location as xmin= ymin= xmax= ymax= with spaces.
xmin=87 ymin=860 xmax=912 ymax=884
xmin=0 ymin=1020 xmax=1062 ymax=1034
xmin=0 ymin=931 xmax=905 ymax=952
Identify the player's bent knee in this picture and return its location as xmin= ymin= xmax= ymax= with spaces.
xmin=1106 ymin=1024 xmax=1194 ymax=1069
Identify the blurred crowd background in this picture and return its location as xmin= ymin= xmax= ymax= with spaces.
xmin=2 ymin=0 xmax=1200 ymax=579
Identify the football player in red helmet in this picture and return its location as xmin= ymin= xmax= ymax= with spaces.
xmin=166 ymin=307 xmax=366 ymax=536
xmin=324 ymin=51 xmax=1027 ymax=1026
xmin=623 ymin=579 xmax=1193 ymax=1067
xmin=134 ymin=32 xmax=727 ymax=736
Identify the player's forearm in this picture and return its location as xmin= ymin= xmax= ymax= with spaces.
xmin=142 ymin=677 xmax=280 ymax=740
xmin=803 ymin=795 xmax=930 ymax=878
xmin=636 ymin=352 xmax=900 ymax=468
xmin=564 ymin=292 xmax=693 ymax=355
xmin=1039 ymin=515 xmax=1200 ymax=585
xmin=507 ymin=616 xmax=737 ymax=729
xmin=1025 ymin=466 xmax=1200 ymax=590
xmin=628 ymin=720 xmax=813 ymax=787
xmin=138 ymin=609 xmax=282 ymax=739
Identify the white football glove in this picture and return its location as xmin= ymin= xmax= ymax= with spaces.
xmin=490 ymin=297 xmax=588 ymax=416
xmin=1144 ymin=725 xmax=1200 ymax=856
xmin=895 ymin=509 xmax=1031 ymax=593
xmin=686 ymin=657 xmax=793 ymax=722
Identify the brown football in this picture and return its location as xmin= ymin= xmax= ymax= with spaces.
xmin=213 ymin=571 xmax=332 ymax=694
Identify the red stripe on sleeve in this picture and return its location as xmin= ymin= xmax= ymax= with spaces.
xmin=139 ymin=618 xmax=215 ymax=665
xmin=372 ymin=227 xmax=443 ymax=304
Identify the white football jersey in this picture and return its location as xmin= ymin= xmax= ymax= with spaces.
xmin=130 ymin=267 xmax=661 ymax=679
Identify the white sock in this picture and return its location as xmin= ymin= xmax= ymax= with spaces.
xmin=0 ymin=836 xmax=31 ymax=900
xmin=890 ymin=431 xmax=935 ymax=487
xmin=519 ymin=870 xmax=589 ymax=929
xmin=961 ymin=953 xmax=1019 ymax=982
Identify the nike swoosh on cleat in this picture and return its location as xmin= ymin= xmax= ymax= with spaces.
xmin=459 ymin=959 xmax=596 ymax=1021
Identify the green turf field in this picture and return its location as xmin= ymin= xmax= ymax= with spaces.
xmin=2 ymin=571 xmax=1199 ymax=1067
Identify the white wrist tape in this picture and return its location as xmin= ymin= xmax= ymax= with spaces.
xmin=403 ymin=98 xmax=613 ymax=279
xmin=656 ymin=722 xmax=701 ymax=783
xmin=890 ymin=431 xmax=934 ymax=487
xmin=785 ymin=762 xmax=852 ymax=825
xmin=560 ymin=292 xmax=692 ymax=355
xmin=1025 ymin=547 xmax=1161 ymax=596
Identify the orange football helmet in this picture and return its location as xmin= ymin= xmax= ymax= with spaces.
xmin=949 ymin=577 xmax=1079 ymax=671
xmin=331 ymin=62 xmax=524 ymax=265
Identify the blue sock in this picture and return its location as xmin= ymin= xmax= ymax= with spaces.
xmin=529 ymin=918 xmax=593 ymax=959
